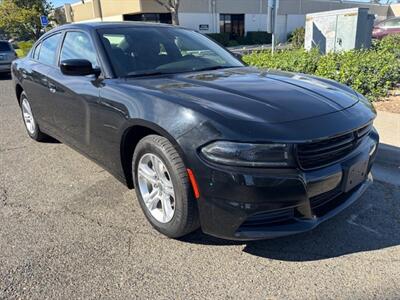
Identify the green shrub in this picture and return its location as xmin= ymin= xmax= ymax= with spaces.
xmin=15 ymin=40 xmax=34 ymax=57
xmin=243 ymin=48 xmax=321 ymax=74
xmin=207 ymin=33 xmax=231 ymax=46
xmin=227 ymin=40 xmax=239 ymax=47
xmin=207 ymin=31 xmax=272 ymax=46
xmin=315 ymin=50 xmax=400 ymax=100
xmin=245 ymin=31 xmax=272 ymax=45
xmin=287 ymin=27 xmax=305 ymax=49
xmin=244 ymin=46 xmax=400 ymax=101
xmin=373 ymin=33 xmax=400 ymax=58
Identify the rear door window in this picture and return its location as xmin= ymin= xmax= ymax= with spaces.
xmin=38 ymin=33 xmax=62 ymax=66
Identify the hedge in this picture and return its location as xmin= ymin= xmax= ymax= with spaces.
xmin=14 ymin=40 xmax=34 ymax=57
xmin=243 ymin=35 xmax=400 ymax=101
xmin=207 ymin=31 xmax=272 ymax=47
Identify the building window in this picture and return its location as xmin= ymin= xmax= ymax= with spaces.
xmin=220 ymin=14 xmax=245 ymax=37
xmin=123 ymin=13 xmax=172 ymax=24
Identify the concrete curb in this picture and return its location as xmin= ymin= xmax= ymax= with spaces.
xmin=375 ymin=143 xmax=400 ymax=167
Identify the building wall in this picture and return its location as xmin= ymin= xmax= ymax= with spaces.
xmin=275 ymin=1 xmax=391 ymax=42
xmin=275 ymin=14 xmax=306 ymax=43
xmin=245 ymin=14 xmax=269 ymax=33
xmin=278 ymin=0 xmax=388 ymax=18
xmin=179 ymin=13 xmax=215 ymax=33
xmin=180 ymin=0 xmax=210 ymax=13
xmin=100 ymin=0 xmax=143 ymax=17
xmin=64 ymin=0 xmax=396 ymax=42
xmin=70 ymin=0 xmax=95 ymax=21
xmin=216 ymin=0 xmax=267 ymax=14
xmin=179 ymin=12 xmax=268 ymax=34
xmin=388 ymin=4 xmax=400 ymax=17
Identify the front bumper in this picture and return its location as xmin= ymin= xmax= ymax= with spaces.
xmin=193 ymin=130 xmax=379 ymax=240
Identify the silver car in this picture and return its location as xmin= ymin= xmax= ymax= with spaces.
xmin=0 ymin=41 xmax=17 ymax=74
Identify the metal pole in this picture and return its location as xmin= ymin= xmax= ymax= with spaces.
xmin=271 ymin=7 xmax=275 ymax=55
xmin=271 ymin=0 xmax=279 ymax=55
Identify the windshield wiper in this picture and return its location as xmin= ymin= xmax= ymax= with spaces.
xmin=125 ymin=66 xmax=238 ymax=78
xmin=125 ymin=70 xmax=174 ymax=78
xmin=193 ymin=66 xmax=238 ymax=72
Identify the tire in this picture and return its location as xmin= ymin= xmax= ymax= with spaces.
xmin=19 ymin=91 xmax=48 ymax=142
xmin=133 ymin=135 xmax=200 ymax=238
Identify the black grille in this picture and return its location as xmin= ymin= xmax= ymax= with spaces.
xmin=310 ymin=188 xmax=342 ymax=211
xmin=297 ymin=124 xmax=371 ymax=169
xmin=240 ymin=208 xmax=294 ymax=228
xmin=310 ymin=184 xmax=363 ymax=217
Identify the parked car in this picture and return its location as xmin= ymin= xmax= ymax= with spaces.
xmin=11 ymin=23 xmax=379 ymax=240
xmin=372 ymin=17 xmax=400 ymax=39
xmin=0 ymin=40 xmax=17 ymax=74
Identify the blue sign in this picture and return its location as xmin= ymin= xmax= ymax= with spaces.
xmin=40 ymin=15 xmax=49 ymax=27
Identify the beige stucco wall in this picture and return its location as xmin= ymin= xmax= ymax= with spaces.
xmin=388 ymin=4 xmax=400 ymax=17
xmin=100 ymin=0 xmax=143 ymax=17
xmin=140 ymin=0 xmax=169 ymax=13
xmin=68 ymin=0 xmax=141 ymax=21
xmin=71 ymin=0 xmax=95 ymax=21
xmin=66 ymin=0 xmax=394 ymax=24
xmin=68 ymin=0 xmax=268 ymax=22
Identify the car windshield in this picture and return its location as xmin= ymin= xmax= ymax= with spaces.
xmin=0 ymin=41 xmax=12 ymax=52
xmin=98 ymin=26 xmax=243 ymax=77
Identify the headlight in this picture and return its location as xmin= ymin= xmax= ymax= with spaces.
xmin=200 ymin=141 xmax=293 ymax=167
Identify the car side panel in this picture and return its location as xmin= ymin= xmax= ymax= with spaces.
xmin=92 ymin=79 xmax=211 ymax=185
xmin=48 ymin=68 xmax=101 ymax=156
xmin=15 ymin=59 xmax=56 ymax=131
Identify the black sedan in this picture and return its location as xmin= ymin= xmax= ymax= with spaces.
xmin=12 ymin=22 xmax=379 ymax=240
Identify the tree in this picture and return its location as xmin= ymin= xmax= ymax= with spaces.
xmin=155 ymin=0 xmax=180 ymax=25
xmin=0 ymin=0 xmax=53 ymax=41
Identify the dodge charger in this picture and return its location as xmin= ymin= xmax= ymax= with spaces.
xmin=12 ymin=22 xmax=379 ymax=240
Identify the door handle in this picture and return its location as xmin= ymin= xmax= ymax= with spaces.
xmin=48 ymin=83 xmax=56 ymax=93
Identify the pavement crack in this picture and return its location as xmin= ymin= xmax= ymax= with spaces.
xmin=0 ymin=146 xmax=27 ymax=153
xmin=0 ymin=187 xmax=8 ymax=206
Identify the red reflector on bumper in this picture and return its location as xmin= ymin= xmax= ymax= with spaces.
xmin=187 ymin=168 xmax=200 ymax=199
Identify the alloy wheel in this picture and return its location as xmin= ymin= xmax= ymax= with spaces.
xmin=21 ymin=98 xmax=36 ymax=135
xmin=137 ymin=153 xmax=176 ymax=223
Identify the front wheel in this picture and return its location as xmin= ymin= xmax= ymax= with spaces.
xmin=133 ymin=135 xmax=199 ymax=238
xmin=19 ymin=91 xmax=48 ymax=141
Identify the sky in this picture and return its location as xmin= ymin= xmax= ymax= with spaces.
xmin=52 ymin=0 xmax=75 ymax=7
xmin=51 ymin=0 xmax=394 ymax=7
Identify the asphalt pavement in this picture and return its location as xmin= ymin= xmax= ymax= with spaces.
xmin=1 ymin=75 xmax=399 ymax=299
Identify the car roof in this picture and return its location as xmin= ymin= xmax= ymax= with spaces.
xmin=38 ymin=22 xmax=192 ymax=42
xmin=56 ymin=21 xmax=180 ymax=31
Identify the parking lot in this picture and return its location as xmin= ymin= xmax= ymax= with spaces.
xmin=0 ymin=75 xmax=399 ymax=299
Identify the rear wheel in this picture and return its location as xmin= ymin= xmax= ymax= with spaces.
xmin=20 ymin=91 xmax=47 ymax=141
xmin=133 ymin=135 xmax=199 ymax=238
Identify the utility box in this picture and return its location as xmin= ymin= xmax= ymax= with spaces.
xmin=305 ymin=8 xmax=375 ymax=54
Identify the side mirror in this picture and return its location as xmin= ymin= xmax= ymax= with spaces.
xmin=60 ymin=59 xmax=101 ymax=77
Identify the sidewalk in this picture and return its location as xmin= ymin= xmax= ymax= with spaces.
xmin=372 ymin=110 xmax=400 ymax=186
xmin=374 ymin=110 xmax=400 ymax=148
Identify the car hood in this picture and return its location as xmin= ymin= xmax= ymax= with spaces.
xmin=127 ymin=67 xmax=360 ymax=124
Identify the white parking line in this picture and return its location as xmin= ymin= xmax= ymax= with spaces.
xmin=346 ymin=203 xmax=382 ymax=236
